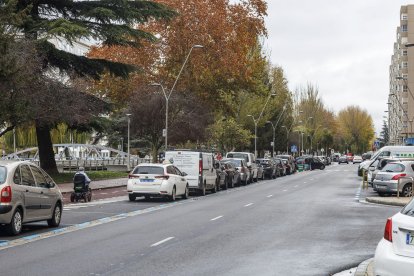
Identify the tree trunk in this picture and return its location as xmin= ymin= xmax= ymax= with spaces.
xmin=35 ymin=122 xmax=58 ymax=174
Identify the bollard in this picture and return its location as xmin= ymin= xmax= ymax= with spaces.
xmin=362 ymin=169 xmax=368 ymax=190
xmin=398 ymin=177 xmax=401 ymax=198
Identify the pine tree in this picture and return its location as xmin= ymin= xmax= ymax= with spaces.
xmin=380 ymin=120 xmax=389 ymax=146
xmin=2 ymin=0 xmax=176 ymax=173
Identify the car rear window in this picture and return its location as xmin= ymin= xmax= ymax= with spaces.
xmin=228 ymin=159 xmax=241 ymax=166
xmin=0 ymin=166 xmax=6 ymax=184
xmin=382 ymin=163 xmax=405 ymax=173
xmin=227 ymin=153 xmax=248 ymax=162
xmin=132 ymin=166 xmax=164 ymax=175
xmin=401 ymin=200 xmax=414 ymax=217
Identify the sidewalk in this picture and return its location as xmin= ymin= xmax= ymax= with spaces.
xmin=365 ymin=196 xmax=411 ymax=207
xmin=354 ymin=258 xmax=374 ymax=276
xmin=57 ymin=178 xmax=128 ymax=194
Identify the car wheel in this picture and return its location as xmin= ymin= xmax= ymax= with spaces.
xmin=47 ymin=203 xmax=62 ymax=227
xmin=88 ymin=190 xmax=92 ymax=202
xmin=70 ymin=193 xmax=75 ymax=203
xmin=129 ymin=194 xmax=136 ymax=201
xmin=237 ymin=176 xmax=242 ymax=186
xmin=182 ymin=185 xmax=189 ymax=199
xmin=170 ymin=186 xmax=176 ymax=201
xmin=254 ymin=173 xmax=258 ymax=182
xmin=84 ymin=193 xmax=88 ymax=202
xmin=223 ymin=177 xmax=228 ymax=190
xmin=320 ymin=165 xmax=325 ymax=170
xmin=144 ymin=195 xmax=151 ymax=200
xmin=6 ymin=208 xmax=22 ymax=236
xmin=402 ymin=184 xmax=413 ymax=197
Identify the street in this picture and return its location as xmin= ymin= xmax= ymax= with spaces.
xmin=0 ymin=164 xmax=400 ymax=276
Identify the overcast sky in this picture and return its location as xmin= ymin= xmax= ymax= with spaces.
xmin=264 ymin=0 xmax=409 ymax=135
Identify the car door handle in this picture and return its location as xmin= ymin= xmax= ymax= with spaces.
xmin=40 ymin=191 xmax=44 ymax=194
xmin=26 ymin=189 xmax=29 ymax=192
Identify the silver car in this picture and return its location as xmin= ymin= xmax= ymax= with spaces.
xmin=0 ymin=161 xmax=63 ymax=235
xmin=373 ymin=161 xmax=414 ymax=197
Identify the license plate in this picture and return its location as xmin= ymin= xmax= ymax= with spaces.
xmin=406 ymin=233 xmax=414 ymax=245
xmin=140 ymin=179 xmax=154 ymax=183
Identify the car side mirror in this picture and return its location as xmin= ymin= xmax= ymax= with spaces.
xmin=235 ymin=168 xmax=239 ymax=171
xmin=181 ymin=172 xmax=188 ymax=177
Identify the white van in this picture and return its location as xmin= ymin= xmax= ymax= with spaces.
xmin=225 ymin=152 xmax=258 ymax=182
xmin=165 ymin=151 xmax=217 ymax=196
xmin=361 ymin=146 xmax=414 ymax=171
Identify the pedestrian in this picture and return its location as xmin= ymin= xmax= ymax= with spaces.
xmin=74 ymin=167 xmax=91 ymax=189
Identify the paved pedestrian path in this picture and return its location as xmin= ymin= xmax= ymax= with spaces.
xmin=57 ymin=178 xmax=128 ymax=193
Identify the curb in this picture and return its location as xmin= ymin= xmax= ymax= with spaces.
xmin=59 ymin=184 xmax=126 ymax=195
xmin=354 ymin=258 xmax=373 ymax=276
xmin=365 ymin=197 xmax=407 ymax=207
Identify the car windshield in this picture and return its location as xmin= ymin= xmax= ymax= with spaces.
xmin=132 ymin=166 xmax=164 ymax=175
xmin=381 ymin=163 xmax=405 ymax=173
xmin=401 ymin=200 xmax=414 ymax=217
xmin=0 ymin=166 xmax=6 ymax=184
xmin=227 ymin=153 xmax=248 ymax=162
xmin=227 ymin=159 xmax=242 ymax=166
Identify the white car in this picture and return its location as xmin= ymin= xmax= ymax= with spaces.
xmin=374 ymin=200 xmax=414 ymax=276
xmin=352 ymin=155 xmax=363 ymax=164
xmin=127 ymin=163 xmax=189 ymax=201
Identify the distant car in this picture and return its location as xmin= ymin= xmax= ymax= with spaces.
xmin=256 ymin=158 xmax=276 ymax=179
xmin=352 ymin=155 xmax=363 ymax=164
xmin=127 ymin=163 xmax=189 ymax=201
xmin=272 ymin=158 xmax=286 ymax=176
xmin=226 ymin=152 xmax=258 ymax=182
xmin=221 ymin=161 xmax=241 ymax=187
xmin=0 ymin=161 xmax=63 ymax=235
xmin=338 ymin=156 xmax=349 ymax=164
xmin=214 ymin=161 xmax=228 ymax=190
xmin=309 ymin=158 xmax=325 ymax=170
xmin=373 ymin=161 xmax=414 ymax=197
xmin=276 ymin=155 xmax=296 ymax=173
xmin=374 ymin=200 xmax=414 ymax=276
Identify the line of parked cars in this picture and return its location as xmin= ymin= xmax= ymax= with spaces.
xmin=127 ymin=150 xmax=297 ymax=202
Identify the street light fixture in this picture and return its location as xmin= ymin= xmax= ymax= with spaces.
xmin=150 ymin=44 xmax=204 ymax=152
xmin=126 ymin=113 xmax=131 ymax=171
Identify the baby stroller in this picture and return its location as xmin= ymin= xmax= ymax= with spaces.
xmin=70 ymin=174 xmax=92 ymax=202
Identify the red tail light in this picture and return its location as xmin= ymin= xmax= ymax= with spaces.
xmin=128 ymin=174 xmax=140 ymax=179
xmin=199 ymin=159 xmax=203 ymax=174
xmin=155 ymin=175 xmax=170 ymax=180
xmin=0 ymin=186 xmax=12 ymax=203
xmin=384 ymin=218 xmax=393 ymax=242
xmin=391 ymin=173 xmax=407 ymax=180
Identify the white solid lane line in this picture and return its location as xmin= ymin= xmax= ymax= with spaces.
xmin=210 ymin=216 xmax=223 ymax=221
xmin=283 ymin=190 xmax=288 ymax=192
xmin=267 ymin=195 xmax=273 ymax=198
xmin=244 ymin=203 xmax=254 ymax=207
xmin=150 ymin=237 xmax=175 ymax=247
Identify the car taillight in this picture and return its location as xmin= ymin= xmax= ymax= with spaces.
xmin=0 ymin=186 xmax=12 ymax=203
xmin=155 ymin=175 xmax=170 ymax=180
xmin=128 ymin=174 xmax=140 ymax=179
xmin=391 ymin=173 xmax=407 ymax=180
xmin=199 ymin=160 xmax=203 ymax=174
xmin=384 ymin=218 xmax=393 ymax=242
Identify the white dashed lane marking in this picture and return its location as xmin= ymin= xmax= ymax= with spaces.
xmin=150 ymin=237 xmax=175 ymax=247
xmin=244 ymin=203 xmax=254 ymax=207
xmin=210 ymin=216 xmax=223 ymax=221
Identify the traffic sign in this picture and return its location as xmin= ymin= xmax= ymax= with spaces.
xmin=291 ymin=145 xmax=298 ymax=153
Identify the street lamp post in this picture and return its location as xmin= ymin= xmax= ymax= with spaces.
xmin=151 ymin=44 xmax=204 ymax=151
xmin=127 ymin=113 xmax=131 ymax=171
xmin=266 ymin=121 xmax=275 ymax=157
xmin=248 ymin=115 xmax=258 ymax=157
xmin=301 ymin=132 xmax=304 ymax=155
xmin=248 ymin=92 xmax=276 ymax=157
xmin=13 ymin=128 xmax=16 ymax=153
xmin=281 ymin=125 xmax=289 ymax=153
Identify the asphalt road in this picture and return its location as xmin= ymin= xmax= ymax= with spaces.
xmin=0 ymin=163 xmax=402 ymax=276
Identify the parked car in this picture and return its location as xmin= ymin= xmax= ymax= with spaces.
xmin=272 ymin=158 xmax=286 ymax=176
xmin=338 ymin=155 xmax=349 ymax=164
xmin=222 ymin=158 xmax=250 ymax=185
xmin=226 ymin=152 xmax=258 ymax=182
xmin=374 ymin=200 xmax=414 ymax=276
xmin=221 ymin=161 xmax=241 ymax=188
xmin=0 ymin=161 xmax=63 ymax=235
xmin=214 ymin=160 xmax=228 ymax=190
xmin=368 ymin=158 xmax=414 ymax=186
xmin=360 ymin=146 xmax=414 ymax=173
xmin=165 ymin=151 xmax=217 ymax=195
xmin=309 ymin=157 xmax=325 ymax=170
xmin=373 ymin=161 xmax=414 ymax=197
xmin=276 ymin=155 xmax=296 ymax=173
xmin=352 ymin=155 xmax=363 ymax=164
xmin=256 ymin=158 xmax=276 ymax=179
xmin=127 ymin=163 xmax=189 ymax=201
xmin=362 ymin=151 xmax=373 ymax=161
xmin=346 ymin=153 xmax=354 ymax=162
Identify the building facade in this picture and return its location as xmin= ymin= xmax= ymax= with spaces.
xmin=389 ymin=5 xmax=414 ymax=145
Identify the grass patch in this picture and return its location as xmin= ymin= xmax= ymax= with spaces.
xmin=51 ymin=171 xmax=129 ymax=184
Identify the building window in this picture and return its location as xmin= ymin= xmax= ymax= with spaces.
xmin=402 ymin=25 xmax=408 ymax=32
xmin=404 ymin=85 xmax=408 ymax=92
xmin=403 ymin=49 xmax=408 ymax=56
xmin=402 ymin=14 xmax=408 ymax=20
xmin=403 ymin=62 xmax=408 ymax=68
xmin=403 ymin=74 xmax=408 ymax=79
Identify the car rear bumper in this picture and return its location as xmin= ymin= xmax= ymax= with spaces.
xmin=375 ymin=238 xmax=414 ymax=276
xmin=373 ymin=181 xmax=398 ymax=193
xmin=0 ymin=205 xmax=13 ymax=224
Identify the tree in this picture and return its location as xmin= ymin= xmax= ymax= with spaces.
xmin=336 ymin=106 xmax=375 ymax=153
xmin=380 ymin=120 xmax=389 ymax=146
xmin=2 ymin=0 xmax=175 ymax=173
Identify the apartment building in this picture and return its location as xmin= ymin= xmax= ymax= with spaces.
xmin=389 ymin=5 xmax=414 ymax=145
